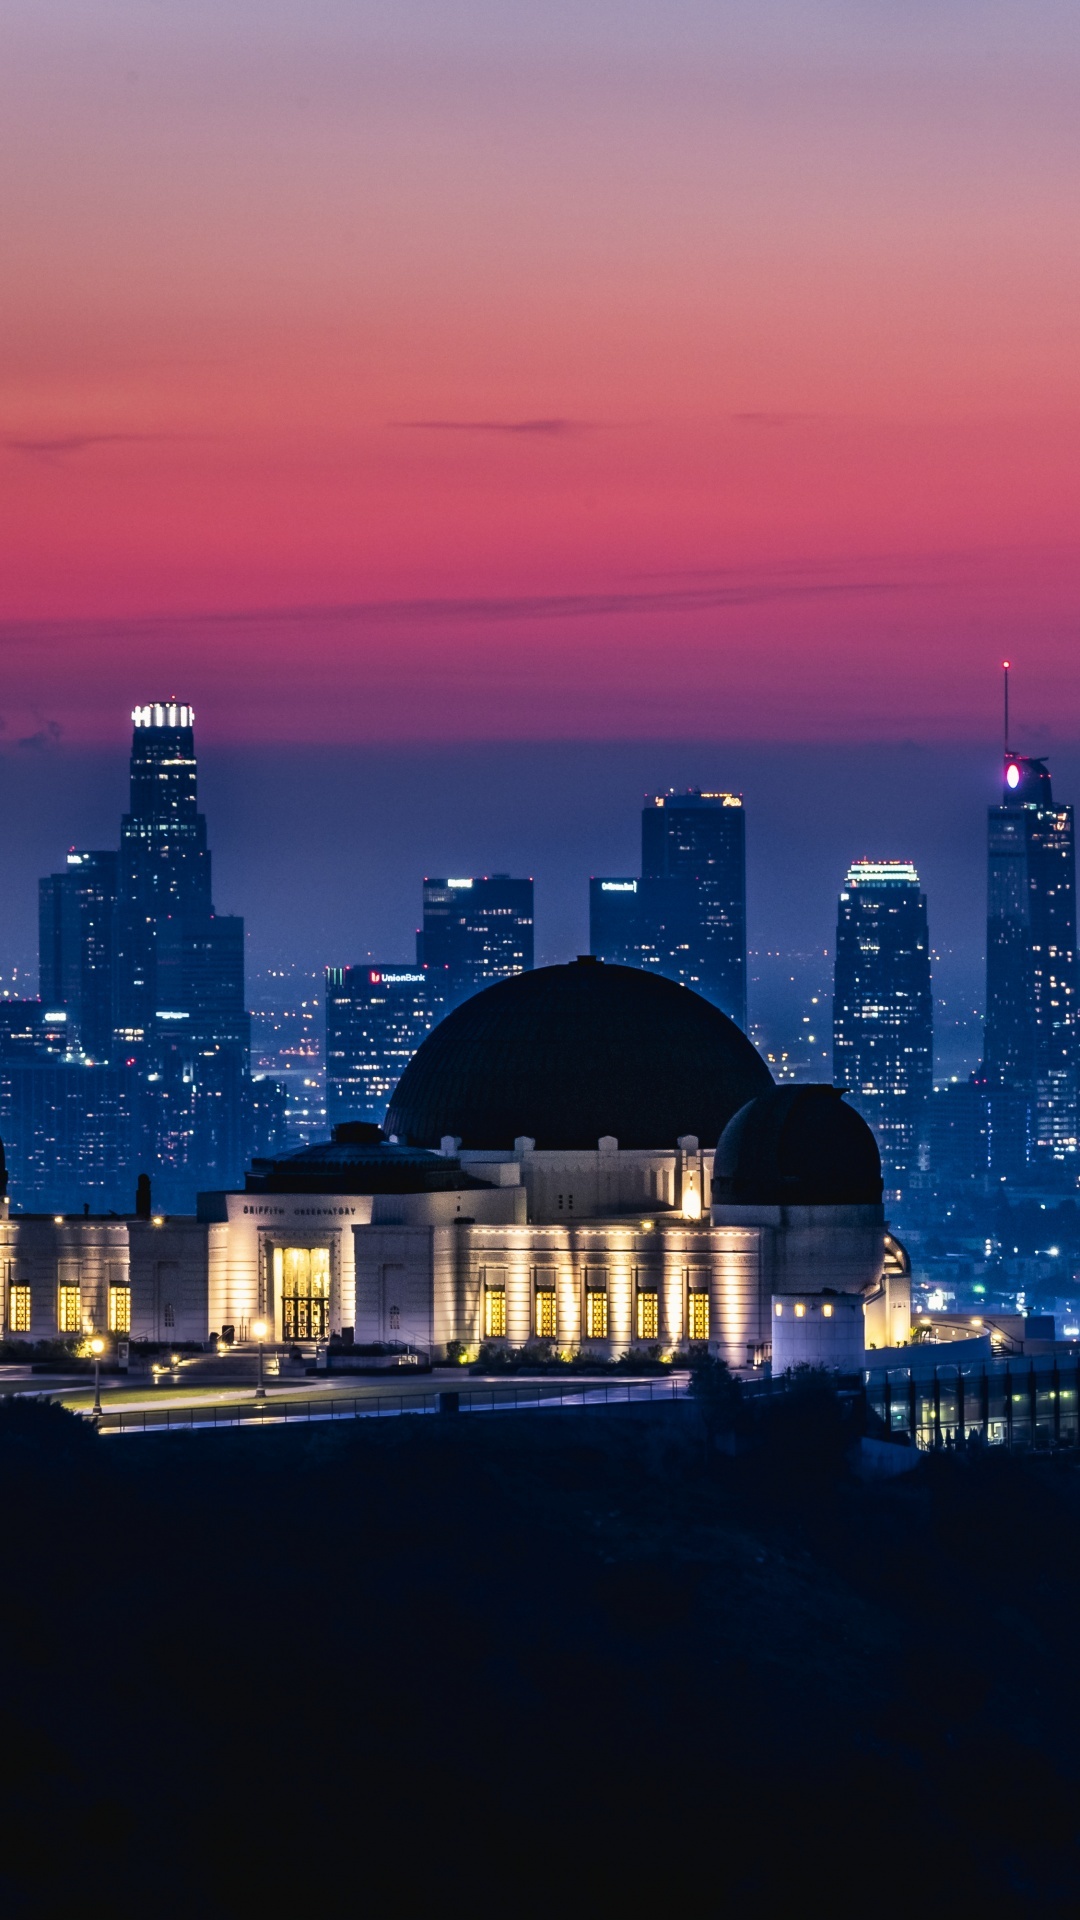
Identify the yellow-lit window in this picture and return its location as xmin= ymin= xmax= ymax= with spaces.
xmin=484 ymin=1288 xmax=507 ymax=1338
xmin=636 ymin=1290 xmax=659 ymax=1340
xmin=586 ymin=1289 xmax=608 ymax=1339
xmin=9 ymin=1284 xmax=31 ymax=1334
xmin=108 ymin=1286 xmax=131 ymax=1334
xmin=822 ymin=1303 xmax=833 ymax=1319
xmin=795 ymin=1302 xmax=806 ymax=1318
xmin=535 ymin=1289 xmax=556 ymax=1338
xmin=774 ymin=1302 xmax=783 ymax=1318
xmin=58 ymin=1285 xmax=81 ymax=1333
xmin=688 ymin=1291 xmax=709 ymax=1341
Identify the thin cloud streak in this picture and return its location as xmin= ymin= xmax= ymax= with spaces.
xmin=0 ymin=569 xmax=915 ymax=653
xmin=3 ymin=433 xmax=187 ymax=456
xmin=391 ymin=418 xmax=592 ymax=436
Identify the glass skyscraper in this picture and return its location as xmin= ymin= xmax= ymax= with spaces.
xmin=325 ymin=965 xmax=446 ymax=1124
xmin=832 ymin=860 xmax=933 ymax=1188
xmin=419 ymin=874 xmax=533 ymax=1009
xmin=589 ymin=789 xmax=747 ymax=1028
xmin=30 ymin=702 xmax=259 ymax=1211
xmin=39 ymin=850 xmax=118 ymax=1061
xmin=982 ymin=753 xmax=1078 ymax=1175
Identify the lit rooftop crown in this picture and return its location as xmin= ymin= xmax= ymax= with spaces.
xmin=132 ymin=702 xmax=194 ymax=730
xmin=845 ymin=860 xmax=920 ymax=886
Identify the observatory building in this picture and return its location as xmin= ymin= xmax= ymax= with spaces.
xmin=0 ymin=961 xmax=909 ymax=1365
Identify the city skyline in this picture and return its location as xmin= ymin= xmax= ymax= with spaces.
xmin=5 ymin=698 xmax=1071 ymax=1093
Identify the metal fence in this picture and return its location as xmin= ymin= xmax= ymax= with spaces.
xmin=94 ymin=1375 xmax=692 ymax=1437
xmin=865 ymin=1354 xmax=1080 ymax=1451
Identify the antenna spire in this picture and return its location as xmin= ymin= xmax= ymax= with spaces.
xmin=1003 ymin=660 xmax=1010 ymax=753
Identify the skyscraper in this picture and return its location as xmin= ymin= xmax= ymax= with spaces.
xmin=983 ymin=752 xmax=1078 ymax=1175
xmin=589 ymin=790 xmax=747 ymax=1027
xmin=419 ymin=874 xmax=533 ymax=1009
xmin=832 ymin=860 xmax=933 ymax=1187
xmin=39 ymin=850 xmax=118 ymax=1060
xmin=111 ymin=703 xmax=249 ymax=1197
xmin=325 ymin=964 xmax=445 ymax=1124
xmin=34 ymin=703 xmax=252 ymax=1208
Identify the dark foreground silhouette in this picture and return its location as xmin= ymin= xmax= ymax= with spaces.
xmin=0 ymin=1386 xmax=1078 ymax=1915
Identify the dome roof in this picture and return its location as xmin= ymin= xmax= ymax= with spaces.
xmin=385 ymin=959 xmax=773 ymax=1151
xmin=245 ymin=1122 xmax=492 ymax=1195
xmin=713 ymin=1084 xmax=883 ymax=1206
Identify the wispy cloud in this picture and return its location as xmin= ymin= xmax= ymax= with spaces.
xmin=392 ymin=418 xmax=590 ymax=436
xmin=16 ymin=717 xmax=62 ymax=750
xmin=0 ymin=570 xmax=915 ymax=657
xmin=3 ymin=432 xmax=183 ymax=456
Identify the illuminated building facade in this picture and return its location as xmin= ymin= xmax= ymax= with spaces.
xmin=983 ymin=753 xmax=1078 ymax=1175
xmin=419 ymin=874 xmax=533 ymax=1009
xmin=325 ymin=964 xmax=445 ymax=1124
xmin=832 ymin=860 xmax=933 ymax=1190
xmin=0 ymin=966 xmax=908 ymax=1358
xmin=589 ymin=790 xmax=747 ymax=1028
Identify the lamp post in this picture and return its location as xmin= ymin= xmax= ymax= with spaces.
xmin=90 ymin=1336 xmax=105 ymax=1419
xmin=253 ymin=1318 xmax=267 ymax=1400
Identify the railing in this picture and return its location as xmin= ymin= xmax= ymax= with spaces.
xmin=93 ymin=1375 xmax=692 ymax=1436
xmin=865 ymin=1353 xmax=1080 ymax=1451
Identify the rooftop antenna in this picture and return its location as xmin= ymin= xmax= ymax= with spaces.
xmin=1003 ymin=660 xmax=1010 ymax=754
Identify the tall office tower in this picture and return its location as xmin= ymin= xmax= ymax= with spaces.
xmin=589 ymin=878 xmax=643 ymax=969
xmin=589 ymin=790 xmax=747 ymax=1027
xmin=419 ymin=874 xmax=533 ymax=1009
xmin=832 ymin=860 xmax=933 ymax=1187
xmin=113 ymin=703 xmax=250 ymax=1197
xmin=325 ymin=965 xmax=445 ymax=1124
xmin=983 ymin=752 xmax=1078 ymax=1176
xmin=39 ymin=850 xmax=118 ymax=1059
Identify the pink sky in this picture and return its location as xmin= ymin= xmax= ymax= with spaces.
xmin=2 ymin=1 xmax=1079 ymax=743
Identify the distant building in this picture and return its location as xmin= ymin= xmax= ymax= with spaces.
xmin=918 ymin=1079 xmax=985 ymax=1190
xmin=419 ymin=875 xmax=533 ymax=1009
xmin=31 ymin=703 xmax=254 ymax=1210
xmin=39 ymin=850 xmax=117 ymax=1060
xmin=983 ymin=753 xmax=1078 ymax=1175
xmin=589 ymin=790 xmax=747 ymax=1027
xmin=588 ymin=878 xmax=642 ymax=969
xmin=832 ymin=860 xmax=933 ymax=1188
xmin=111 ymin=704 xmax=250 ymax=1201
xmin=0 ymin=1059 xmax=137 ymax=1213
xmin=325 ymin=964 xmax=445 ymax=1125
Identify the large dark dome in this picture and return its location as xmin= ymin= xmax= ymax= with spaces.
xmin=385 ymin=959 xmax=772 ymax=1151
xmin=713 ymin=1084 xmax=883 ymax=1206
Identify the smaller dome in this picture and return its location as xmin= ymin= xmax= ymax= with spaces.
xmin=713 ymin=1085 xmax=882 ymax=1206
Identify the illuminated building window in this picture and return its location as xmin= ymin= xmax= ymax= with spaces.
xmin=774 ymin=1302 xmax=783 ymax=1318
xmin=822 ymin=1303 xmax=833 ymax=1319
xmin=9 ymin=1284 xmax=31 ymax=1334
xmin=108 ymin=1286 xmax=131 ymax=1334
xmin=585 ymin=1289 xmax=608 ymax=1339
xmin=535 ymin=1288 xmax=556 ymax=1338
xmin=795 ymin=1302 xmax=806 ymax=1318
xmin=688 ymin=1291 xmax=709 ymax=1341
xmin=636 ymin=1290 xmax=659 ymax=1340
xmin=58 ymin=1286 xmax=81 ymax=1334
xmin=485 ymin=1287 xmax=507 ymax=1338
xmin=276 ymin=1246 xmax=330 ymax=1341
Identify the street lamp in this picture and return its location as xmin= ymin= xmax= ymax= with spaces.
xmin=89 ymin=1336 xmax=105 ymax=1419
xmin=253 ymin=1318 xmax=268 ymax=1400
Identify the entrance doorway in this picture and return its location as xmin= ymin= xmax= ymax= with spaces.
xmin=275 ymin=1246 xmax=330 ymax=1340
